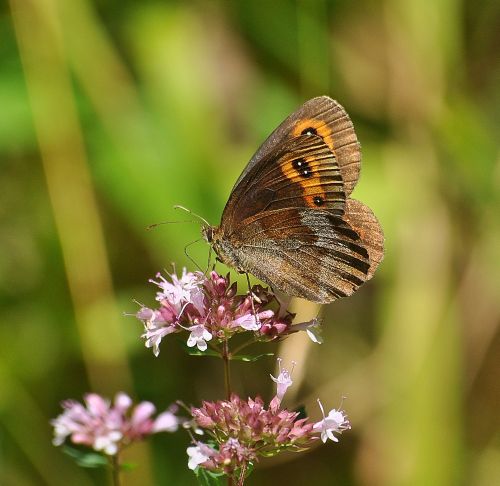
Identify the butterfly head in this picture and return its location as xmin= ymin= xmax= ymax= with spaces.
xmin=201 ymin=224 xmax=244 ymax=273
xmin=201 ymin=224 xmax=215 ymax=244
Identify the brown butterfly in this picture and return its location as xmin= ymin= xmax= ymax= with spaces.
xmin=202 ymin=96 xmax=384 ymax=304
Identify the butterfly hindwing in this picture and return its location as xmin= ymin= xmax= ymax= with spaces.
xmin=229 ymin=206 xmax=381 ymax=303
xmin=343 ymin=199 xmax=384 ymax=279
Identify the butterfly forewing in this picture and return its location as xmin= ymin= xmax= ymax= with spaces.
xmin=234 ymin=96 xmax=361 ymax=196
xmin=222 ymin=135 xmax=346 ymax=228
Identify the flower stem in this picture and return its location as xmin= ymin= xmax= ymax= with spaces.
xmin=222 ymin=339 xmax=231 ymax=400
xmin=111 ymin=453 xmax=121 ymax=486
xmin=237 ymin=462 xmax=247 ymax=486
xmin=222 ymin=340 xmax=233 ymax=486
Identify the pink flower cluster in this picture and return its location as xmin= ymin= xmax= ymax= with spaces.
xmin=135 ymin=269 xmax=321 ymax=356
xmin=51 ymin=393 xmax=180 ymax=455
xmin=186 ymin=360 xmax=350 ymax=476
xmin=191 ymin=394 xmax=314 ymax=471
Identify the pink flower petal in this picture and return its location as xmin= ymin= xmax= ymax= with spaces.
xmin=114 ymin=393 xmax=132 ymax=412
xmin=131 ymin=402 xmax=156 ymax=425
xmin=85 ymin=394 xmax=109 ymax=416
xmin=153 ymin=411 xmax=179 ymax=432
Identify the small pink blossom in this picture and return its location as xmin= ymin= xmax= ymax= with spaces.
xmin=313 ymin=399 xmax=351 ymax=443
xmin=269 ymin=358 xmax=295 ymax=412
xmin=231 ymin=309 xmax=272 ymax=331
xmin=141 ymin=318 xmax=177 ymax=357
xmin=288 ymin=317 xmax=324 ymax=343
xmin=199 ymin=438 xmax=255 ymax=474
xmin=151 ymin=269 xmax=203 ymax=310
xmin=51 ymin=393 xmax=181 ymax=455
xmin=153 ymin=410 xmax=180 ymax=433
xmin=187 ymin=324 xmax=213 ymax=351
xmin=187 ymin=443 xmax=215 ymax=470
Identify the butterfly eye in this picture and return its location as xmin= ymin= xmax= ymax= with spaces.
xmin=301 ymin=127 xmax=318 ymax=136
xmin=202 ymin=226 xmax=214 ymax=242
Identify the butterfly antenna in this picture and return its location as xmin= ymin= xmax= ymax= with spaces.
xmin=146 ymin=220 xmax=199 ymax=231
xmin=184 ymin=237 xmax=204 ymax=272
xmin=174 ymin=205 xmax=210 ymax=227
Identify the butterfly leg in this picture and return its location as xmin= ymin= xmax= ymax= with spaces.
xmin=183 ymin=238 xmax=204 ymax=273
xmin=245 ymin=272 xmax=260 ymax=326
xmin=204 ymin=245 xmax=215 ymax=275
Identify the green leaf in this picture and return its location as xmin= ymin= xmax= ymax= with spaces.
xmin=185 ymin=347 xmax=221 ymax=358
xmin=179 ymin=340 xmax=221 ymax=358
xmin=230 ymin=352 xmax=274 ymax=362
xmin=260 ymin=449 xmax=278 ymax=458
xmin=194 ymin=467 xmax=226 ymax=486
xmin=61 ymin=446 xmax=108 ymax=468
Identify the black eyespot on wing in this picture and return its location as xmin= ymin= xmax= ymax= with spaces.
xmin=292 ymin=158 xmax=306 ymax=169
xmin=292 ymin=158 xmax=313 ymax=178
xmin=301 ymin=127 xmax=318 ymax=136
xmin=313 ymin=196 xmax=324 ymax=206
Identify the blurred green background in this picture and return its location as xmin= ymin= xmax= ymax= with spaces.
xmin=1 ymin=0 xmax=499 ymax=484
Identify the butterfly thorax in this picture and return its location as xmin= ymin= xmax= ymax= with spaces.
xmin=202 ymin=225 xmax=244 ymax=273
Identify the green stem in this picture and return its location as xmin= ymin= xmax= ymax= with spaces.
xmin=223 ymin=340 xmax=233 ymax=486
xmin=222 ymin=339 xmax=231 ymax=400
xmin=111 ymin=452 xmax=121 ymax=486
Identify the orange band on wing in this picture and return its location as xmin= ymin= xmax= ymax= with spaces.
xmin=292 ymin=119 xmax=335 ymax=153
xmin=279 ymin=155 xmax=327 ymax=208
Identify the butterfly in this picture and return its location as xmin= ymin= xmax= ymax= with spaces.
xmin=202 ymin=96 xmax=384 ymax=304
